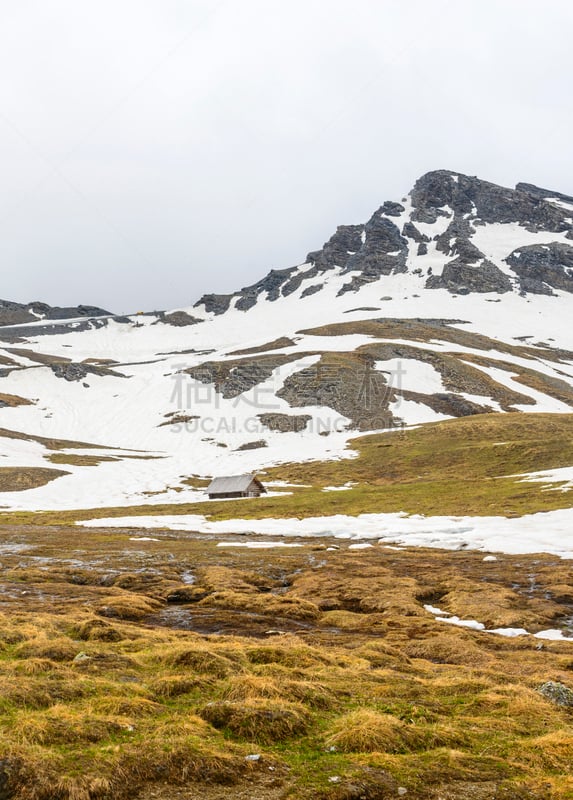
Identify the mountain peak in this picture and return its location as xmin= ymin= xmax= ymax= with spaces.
xmin=193 ymin=169 xmax=573 ymax=315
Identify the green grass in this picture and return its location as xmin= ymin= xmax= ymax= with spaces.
xmin=2 ymin=412 xmax=571 ymax=527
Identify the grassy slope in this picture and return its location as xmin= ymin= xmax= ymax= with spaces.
xmin=3 ymin=412 xmax=572 ymax=526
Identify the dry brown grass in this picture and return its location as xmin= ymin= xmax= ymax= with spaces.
xmin=0 ymin=466 xmax=69 ymax=492
xmin=200 ymin=698 xmax=310 ymax=743
xmin=0 ymin=393 xmax=33 ymax=407
xmin=403 ymin=634 xmax=493 ymax=666
xmin=0 ymin=527 xmax=570 ymax=798
xmin=325 ymin=708 xmax=417 ymax=753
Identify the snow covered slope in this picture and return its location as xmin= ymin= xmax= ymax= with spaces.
xmin=1 ymin=169 xmax=573 ymax=511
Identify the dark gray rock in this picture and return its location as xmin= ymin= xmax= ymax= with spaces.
xmin=257 ymin=413 xmax=312 ymax=433
xmin=411 ymin=169 xmax=572 ymax=232
xmin=194 ymin=293 xmax=233 ymax=315
xmin=411 ymin=206 xmax=442 ymax=224
xmin=306 ymin=224 xmax=365 ymax=271
xmin=234 ymin=292 xmax=258 ymax=312
xmin=235 ymin=439 xmax=268 ymax=451
xmin=282 ymin=266 xmax=319 ymax=297
xmin=538 ymin=681 xmax=573 ymax=707
xmin=417 ymin=242 xmax=428 ymax=256
xmin=516 ymin=182 xmax=573 ymax=206
xmin=235 ymin=267 xmax=301 ymax=311
xmin=50 ymin=363 xmax=124 ymax=382
xmin=0 ymin=299 xmax=111 ymax=327
xmin=337 ymin=214 xmax=408 ymax=295
xmin=517 ymin=277 xmax=555 ymax=296
xmin=300 ymin=283 xmax=323 ymax=298
xmin=31 ymin=302 xmax=111 ymax=320
xmin=156 ymin=310 xmax=203 ymax=327
xmin=186 ymin=354 xmax=300 ymax=399
xmin=506 ymin=243 xmax=573 ymax=293
xmin=426 ymin=258 xmax=513 ymax=294
xmin=381 ymin=201 xmax=405 ymax=217
xmin=402 ymin=222 xmax=430 ymax=243
xmin=434 ymin=218 xmax=484 ymax=263
xmin=399 ymin=391 xmax=493 ymax=417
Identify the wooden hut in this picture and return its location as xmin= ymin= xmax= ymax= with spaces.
xmin=206 ymin=474 xmax=267 ymax=500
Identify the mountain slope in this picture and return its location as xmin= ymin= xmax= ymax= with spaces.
xmin=1 ymin=169 xmax=573 ymax=513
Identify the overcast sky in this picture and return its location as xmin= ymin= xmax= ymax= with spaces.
xmin=0 ymin=1 xmax=572 ymax=313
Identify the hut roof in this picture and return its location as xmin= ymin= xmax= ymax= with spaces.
xmin=206 ymin=474 xmax=265 ymax=495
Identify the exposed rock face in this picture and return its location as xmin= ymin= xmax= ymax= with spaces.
xmin=300 ymin=283 xmax=323 ymax=299
xmin=157 ymin=310 xmax=203 ymax=327
xmin=50 ymin=363 xmax=125 ymax=382
xmin=257 ymin=413 xmax=312 ymax=433
xmin=402 ymin=222 xmax=429 ymax=244
xmin=506 ymin=243 xmax=573 ymax=294
xmin=411 ymin=169 xmax=571 ymax=232
xmin=434 ymin=218 xmax=482 ymax=261
xmin=380 ymin=201 xmax=405 ymax=217
xmin=186 ymin=354 xmax=304 ymax=399
xmin=306 ymin=225 xmax=365 ymax=272
xmin=277 ymin=353 xmax=397 ymax=431
xmin=193 ymin=293 xmax=233 ymax=315
xmin=426 ymin=258 xmax=513 ymax=294
xmin=516 ymin=182 xmax=573 ymax=206
xmin=235 ymin=267 xmax=299 ymax=311
xmin=0 ymin=299 xmax=110 ymax=327
xmin=235 ymin=440 xmax=268 ymax=451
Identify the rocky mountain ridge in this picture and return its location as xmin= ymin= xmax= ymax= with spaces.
xmin=195 ymin=170 xmax=573 ymax=314
xmin=0 ymin=299 xmax=111 ymax=327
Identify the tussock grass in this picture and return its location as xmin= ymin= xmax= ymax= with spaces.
xmin=149 ymin=675 xmax=211 ymax=698
xmin=325 ymin=708 xmax=417 ymax=753
xmin=221 ymin=673 xmax=336 ymax=710
xmin=15 ymin=636 xmax=79 ymax=663
xmin=70 ymin=618 xmax=124 ymax=642
xmin=95 ymin=593 xmax=162 ymax=621
xmin=0 ymin=528 xmax=571 ymax=797
xmin=200 ymin=589 xmax=321 ymax=620
xmin=200 ymin=698 xmax=310 ymax=743
xmin=164 ymin=647 xmax=238 ymax=677
xmin=403 ymin=634 xmax=493 ymax=666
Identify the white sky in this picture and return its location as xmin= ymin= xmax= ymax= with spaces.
xmin=0 ymin=0 xmax=572 ymax=313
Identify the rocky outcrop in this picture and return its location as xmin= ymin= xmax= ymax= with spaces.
xmin=426 ymin=258 xmax=513 ymax=294
xmin=300 ymin=283 xmax=323 ymax=299
xmin=516 ymin=183 xmax=573 ymax=206
xmin=50 ymin=363 xmax=125 ymax=382
xmin=235 ymin=440 xmax=268 ymax=451
xmin=411 ymin=170 xmax=571 ymax=232
xmin=235 ymin=267 xmax=300 ymax=311
xmin=186 ymin=354 xmax=306 ymax=399
xmin=0 ymin=299 xmax=110 ymax=327
xmin=277 ymin=353 xmax=397 ymax=431
xmin=402 ymin=222 xmax=429 ymax=244
xmin=306 ymin=225 xmax=365 ymax=272
xmin=381 ymin=201 xmax=405 ymax=217
xmin=193 ymin=293 xmax=233 ymax=315
xmin=257 ymin=413 xmax=312 ymax=433
xmin=156 ymin=310 xmax=203 ymax=327
xmin=506 ymin=243 xmax=573 ymax=294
